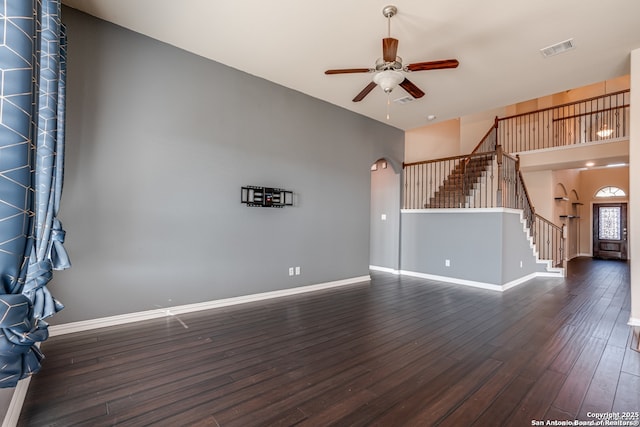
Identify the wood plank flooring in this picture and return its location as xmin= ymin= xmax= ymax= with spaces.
xmin=18 ymin=257 xmax=640 ymax=426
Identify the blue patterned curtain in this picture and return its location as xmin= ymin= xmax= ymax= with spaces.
xmin=0 ymin=0 xmax=70 ymax=388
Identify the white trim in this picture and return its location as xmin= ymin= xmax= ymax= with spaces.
xmin=401 ymin=207 xmax=522 ymax=215
xmin=49 ymin=275 xmax=370 ymax=336
xmin=513 ymin=137 xmax=627 ymax=156
xmin=399 ymin=270 xmax=504 ymax=291
xmin=628 ymin=317 xmax=640 ymax=327
xmin=369 ymin=265 xmax=400 ymax=274
xmin=502 ymin=273 xmax=542 ymax=291
xmin=398 ymin=269 xmax=563 ymax=292
xmin=2 ymin=375 xmax=31 ymax=427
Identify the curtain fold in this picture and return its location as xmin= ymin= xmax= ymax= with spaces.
xmin=0 ymin=0 xmax=69 ymax=388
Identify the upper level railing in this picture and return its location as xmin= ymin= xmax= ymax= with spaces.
xmin=497 ymin=89 xmax=630 ymax=153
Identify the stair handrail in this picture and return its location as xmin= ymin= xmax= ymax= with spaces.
xmin=403 ymin=150 xmax=497 ymax=209
xmin=469 ymin=118 xmax=498 ymax=155
xmin=505 ymin=151 xmax=565 ymax=268
xmin=402 ymin=150 xmax=496 ymax=168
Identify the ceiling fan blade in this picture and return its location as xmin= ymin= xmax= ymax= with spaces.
xmin=353 ymin=81 xmax=378 ymax=102
xmin=325 ymin=68 xmax=372 ymax=75
xmin=382 ymin=37 xmax=398 ymax=62
xmin=399 ymin=78 xmax=425 ymax=99
xmin=406 ymin=59 xmax=459 ymax=72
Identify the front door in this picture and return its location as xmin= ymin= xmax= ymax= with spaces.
xmin=593 ymin=203 xmax=628 ymax=260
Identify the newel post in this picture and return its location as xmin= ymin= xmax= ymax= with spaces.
xmin=562 ymin=223 xmax=568 ymax=275
xmin=515 ymin=154 xmax=520 ymax=205
xmin=496 ymin=144 xmax=503 ymax=207
xmin=494 ymin=116 xmax=500 ymax=150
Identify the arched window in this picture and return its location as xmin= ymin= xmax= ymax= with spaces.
xmin=595 ymin=186 xmax=626 ymax=198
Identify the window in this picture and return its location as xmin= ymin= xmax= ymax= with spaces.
xmin=599 ymin=206 xmax=621 ymax=240
xmin=595 ymin=186 xmax=626 ymax=198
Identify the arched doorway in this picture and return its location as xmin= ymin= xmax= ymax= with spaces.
xmin=370 ymin=158 xmax=401 ymax=272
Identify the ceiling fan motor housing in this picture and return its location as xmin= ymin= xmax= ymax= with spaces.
xmin=382 ymin=5 xmax=397 ymax=18
xmin=375 ymin=57 xmax=403 ymax=71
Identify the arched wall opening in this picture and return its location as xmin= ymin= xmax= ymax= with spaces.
xmin=370 ymin=158 xmax=401 ymax=272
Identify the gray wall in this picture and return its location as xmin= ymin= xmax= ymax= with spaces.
xmin=400 ymin=210 xmax=547 ymax=285
xmin=49 ymin=8 xmax=403 ymax=324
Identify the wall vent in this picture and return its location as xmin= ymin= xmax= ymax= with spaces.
xmin=540 ymin=38 xmax=575 ymax=58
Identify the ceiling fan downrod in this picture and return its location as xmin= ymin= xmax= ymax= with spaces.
xmin=382 ymin=5 xmax=397 ymax=38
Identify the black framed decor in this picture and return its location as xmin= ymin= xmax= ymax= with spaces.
xmin=241 ymin=186 xmax=293 ymax=208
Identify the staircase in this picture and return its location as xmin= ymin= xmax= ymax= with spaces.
xmin=426 ymin=154 xmax=493 ymax=208
xmin=403 ymin=89 xmax=631 ymax=273
xmin=404 ymin=129 xmax=565 ymax=271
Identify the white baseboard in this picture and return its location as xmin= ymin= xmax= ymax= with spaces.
xmin=398 ymin=269 xmax=562 ymax=292
xmin=49 ymin=275 xmax=370 ymax=337
xmin=501 ymin=273 xmax=538 ymax=291
xmin=399 ymin=270 xmax=505 ymax=292
xmin=2 ymin=371 xmax=32 ymax=427
xmin=369 ymin=265 xmax=400 ymax=274
xmin=629 ymin=317 xmax=640 ymax=327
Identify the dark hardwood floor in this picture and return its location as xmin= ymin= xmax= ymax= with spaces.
xmin=18 ymin=257 xmax=640 ymax=426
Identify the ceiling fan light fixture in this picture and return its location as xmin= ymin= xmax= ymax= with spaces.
xmin=373 ymin=70 xmax=404 ymax=93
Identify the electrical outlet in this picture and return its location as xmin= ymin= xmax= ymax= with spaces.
xmin=445 ymin=259 xmax=450 ymax=267
xmin=288 ymin=267 xmax=294 ymax=276
xmin=295 ymin=266 xmax=301 ymax=275
xmin=381 ymin=214 xmax=387 ymax=221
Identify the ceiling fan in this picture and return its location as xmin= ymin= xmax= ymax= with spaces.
xmin=325 ymin=5 xmax=459 ymax=103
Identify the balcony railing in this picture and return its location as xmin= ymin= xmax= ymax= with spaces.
xmin=497 ymin=89 xmax=630 ymax=153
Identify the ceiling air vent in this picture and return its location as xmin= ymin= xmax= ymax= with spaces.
xmin=540 ymin=38 xmax=575 ymax=58
xmin=394 ymin=96 xmax=415 ymax=105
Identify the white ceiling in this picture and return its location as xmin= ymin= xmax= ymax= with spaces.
xmin=61 ymin=0 xmax=640 ymax=131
